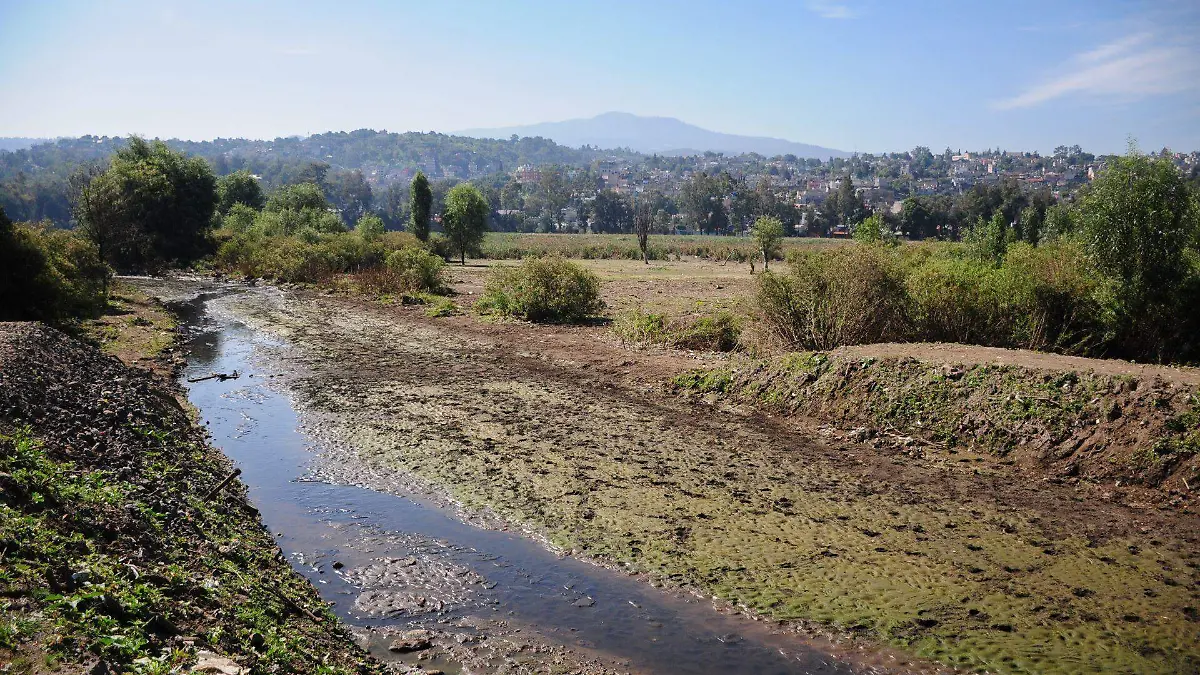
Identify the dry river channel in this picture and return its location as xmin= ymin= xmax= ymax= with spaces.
xmin=141 ymin=278 xmax=911 ymax=675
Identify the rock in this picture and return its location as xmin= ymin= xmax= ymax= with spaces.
xmin=191 ymin=650 xmax=246 ymax=675
xmin=573 ymin=596 xmax=595 ymax=607
xmin=388 ymin=629 xmax=433 ymax=653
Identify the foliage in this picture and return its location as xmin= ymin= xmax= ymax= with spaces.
xmin=215 ymin=170 xmax=265 ymax=214
xmin=383 ymin=245 xmax=447 ymax=293
xmin=355 ymin=213 xmax=385 ymax=241
xmin=853 ymin=213 xmax=884 ymax=243
xmin=476 ymin=256 xmax=604 ymax=323
xmin=758 ymin=246 xmax=908 ymax=350
xmin=442 ymin=183 xmax=490 ymax=264
xmin=751 ymin=216 xmax=785 ymax=270
xmin=409 ymin=171 xmax=432 ymax=242
xmin=0 ymin=213 xmax=109 ymax=323
xmin=1076 ymin=154 xmax=1200 ymax=360
xmin=615 ymin=308 xmax=742 ymax=352
xmin=74 ymin=137 xmax=217 ymax=272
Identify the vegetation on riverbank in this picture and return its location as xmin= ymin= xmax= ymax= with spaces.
xmin=0 ymin=319 xmax=379 ymax=673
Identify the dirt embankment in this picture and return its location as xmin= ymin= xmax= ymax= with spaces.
xmin=0 ymin=321 xmax=380 ymax=674
xmin=673 ymin=351 xmax=1200 ymax=501
xmin=222 ymin=288 xmax=1200 ymax=675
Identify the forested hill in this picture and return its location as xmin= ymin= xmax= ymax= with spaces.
xmin=0 ymin=129 xmax=634 ymax=224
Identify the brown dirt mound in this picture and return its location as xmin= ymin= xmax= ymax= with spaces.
xmin=674 ymin=351 xmax=1200 ymax=499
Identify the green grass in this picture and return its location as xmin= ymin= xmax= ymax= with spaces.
xmin=480 ymin=232 xmax=843 ymax=262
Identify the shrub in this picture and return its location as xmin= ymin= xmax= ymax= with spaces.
xmin=477 ymin=256 xmax=604 ymax=323
xmin=614 ymin=309 xmax=742 ymax=352
xmin=614 ymin=309 xmax=668 ymax=344
xmin=760 ymin=247 xmax=908 ymax=350
xmin=384 ymin=246 xmax=447 ymax=293
xmin=0 ymin=217 xmax=109 ymax=322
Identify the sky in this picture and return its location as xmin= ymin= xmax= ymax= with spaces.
xmin=1 ymin=0 xmax=1198 ymax=154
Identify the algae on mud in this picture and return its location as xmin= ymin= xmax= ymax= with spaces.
xmin=205 ymin=287 xmax=1199 ymax=675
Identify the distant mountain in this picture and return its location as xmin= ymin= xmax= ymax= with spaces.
xmin=458 ymin=112 xmax=849 ymax=160
xmin=0 ymin=137 xmax=51 ymax=152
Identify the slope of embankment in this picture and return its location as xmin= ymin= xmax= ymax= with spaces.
xmin=674 ymin=350 xmax=1200 ymax=500
xmin=0 ymin=321 xmax=380 ymax=674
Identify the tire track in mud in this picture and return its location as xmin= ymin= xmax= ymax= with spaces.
xmin=223 ymin=288 xmax=1200 ymax=675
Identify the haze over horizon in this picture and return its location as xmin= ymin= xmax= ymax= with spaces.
xmin=1 ymin=0 xmax=1198 ymax=155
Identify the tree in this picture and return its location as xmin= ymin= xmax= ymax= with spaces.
xmin=751 ymin=216 xmax=784 ymax=271
xmin=853 ymin=212 xmax=883 ymax=243
xmin=216 ymin=170 xmax=265 ymax=215
xmin=442 ymin=184 xmax=489 ymax=265
xmin=589 ymin=189 xmax=631 ymax=233
xmin=500 ymin=179 xmax=523 ymax=211
xmin=266 ymin=182 xmax=327 ymax=212
xmin=1077 ymin=153 xmax=1200 ymax=358
xmin=409 ymin=172 xmax=432 ymax=242
xmin=323 ymin=170 xmax=372 ymax=225
xmin=75 ymin=137 xmax=217 ymax=272
xmin=634 ymin=201 xmax=652 ymax=264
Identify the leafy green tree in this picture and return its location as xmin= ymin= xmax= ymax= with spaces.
xmin=409 ymin=172 xmax=432 ymax=242
xmin=1077 ymin=153 xmax=1200 ymax=359
xmin=216 ymin=170 xmax=265 ymax=215
xmin=751 ymin=216 xmax=785 ymax=271
xmin=500 ymin=179 xmax=523 ymax=211
xmin=853 ymin=213 xmax=883 ymax=243
xmin=355 ymin=213 xmax=385 ymax=241
xmin=442 ymin=184 xmax=489 ymax=265
xmin=266 ymin=182 xmax=327 ymax=212
xmin=589 ymin=189 xmax=631 ymax=233
xmin=323 ymin=170 xmax=373 ymax=225
xmin=76 ymin=137 xmax=217 ymax=272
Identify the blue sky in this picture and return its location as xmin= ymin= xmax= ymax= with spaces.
xmin=1 ymin=0 xmax=1197 ymax=154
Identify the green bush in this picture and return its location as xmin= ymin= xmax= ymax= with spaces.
xmin=383 ymin=246 xmax=447 ymax=293
xmin=476 ymin=256 xmax=605 ymax=323
xmin=0 ymin=217 xmax=109 ymax=322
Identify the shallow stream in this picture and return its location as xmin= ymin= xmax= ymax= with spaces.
xmin=172 ymin=285 xmax=862 ymax=675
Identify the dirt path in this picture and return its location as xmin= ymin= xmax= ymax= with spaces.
xmin=216 ymin=287 xmax=1198 ymax=675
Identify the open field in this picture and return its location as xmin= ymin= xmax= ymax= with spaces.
xmin=210 ymin=278 xmax=1200 ymax=675
xmin=479 ymin=232 xmax=848 ymax=263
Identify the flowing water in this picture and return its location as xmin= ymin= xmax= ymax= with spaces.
xmin=171 ymin=285 xmax=867 ymax=675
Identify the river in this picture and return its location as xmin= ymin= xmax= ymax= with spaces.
xmin=160 ymin=281 xmax=874 ymax=674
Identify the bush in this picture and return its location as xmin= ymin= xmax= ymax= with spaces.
xmin=384 ymin=246 xmax=447 ymax=293
xmin=760 ymin=247 xmax=908 ymax=350
xmin=477 ymin=256 xmax=604 ymax=323
xmin=614 ymin=309 xmax=741 ymax=352
xmin=0 ymin=218 xmax=109 ymax=322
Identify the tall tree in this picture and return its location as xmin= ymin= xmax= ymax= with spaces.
xmin=324 ymin=170 xmax=373 ymax=225
xmin=442 ymin=184 xmax=489 ymax=265
xmin=409 ymin=172 xmax=432 ymax=242
xmin=77 ymin=137 xmax=217 ymax=272
xmin=634 ymin=201 xmax=653 ymax=264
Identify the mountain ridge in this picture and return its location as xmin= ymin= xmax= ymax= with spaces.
xmin=458 ymin=112 xmax=849 ymax=160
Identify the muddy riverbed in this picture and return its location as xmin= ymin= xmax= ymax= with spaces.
xmin=141 ymin=278 xmax=1199 ymax=675
xmin=157 ymin=280 xmax=909 ymax=675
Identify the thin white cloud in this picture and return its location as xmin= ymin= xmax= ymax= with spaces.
xmin=805 ymin=1 xmax=857 ymax=20
xmin=277 ymin=47 xmax=317 ymax=56
xmin=995 ymin=32 xmax=1200 ymax=110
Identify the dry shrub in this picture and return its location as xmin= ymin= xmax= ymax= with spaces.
xmin=759 ymin=247 xmax=908 ymax=350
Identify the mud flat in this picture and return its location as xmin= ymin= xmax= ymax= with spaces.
xmin=145 ymin=280 xmax=1199 ymax=675
xmin=165 ymin=284 xmax=898 ymax=675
